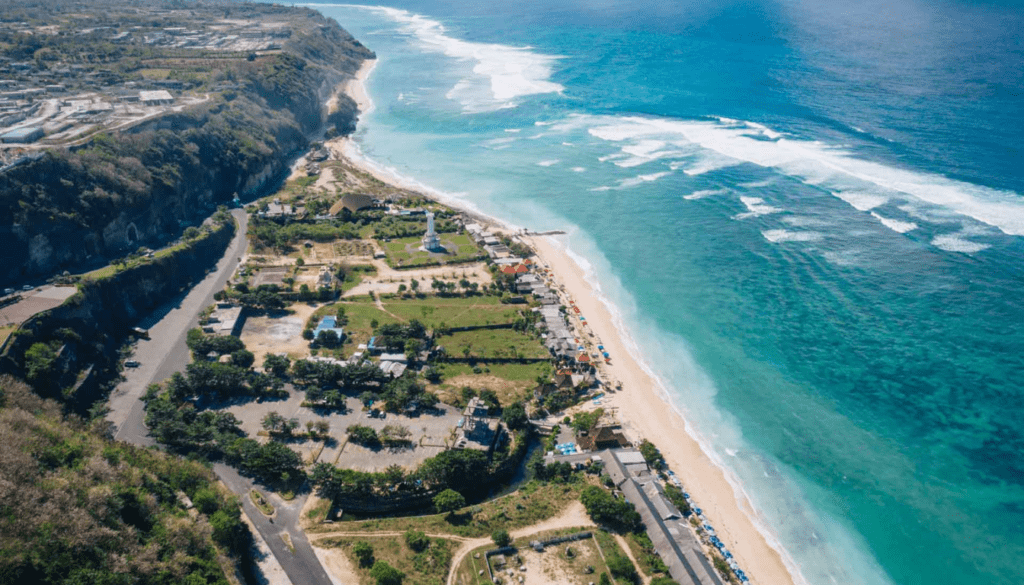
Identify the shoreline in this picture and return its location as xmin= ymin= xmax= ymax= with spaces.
xmin=336 ymin=56 xmax=802 ymax=585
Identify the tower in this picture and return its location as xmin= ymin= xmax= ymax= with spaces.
xmin=421 ymin=211 xmax=443 ymax=251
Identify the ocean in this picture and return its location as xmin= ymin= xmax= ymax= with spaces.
xmin=297 ymin=2 xmax=1024 ymax=584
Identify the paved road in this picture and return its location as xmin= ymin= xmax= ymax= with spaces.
xmin=109 ymin=209 xmax=249 ymax=446
xmin=105 ymin=208 xmax=335 ymax=585
xmin=216 ymin=465 xmax=334 ymax=585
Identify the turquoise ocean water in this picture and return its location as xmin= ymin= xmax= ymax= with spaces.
xmin=298 ymin=2 xmax=1024 ymax=584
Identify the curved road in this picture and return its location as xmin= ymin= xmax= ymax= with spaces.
xmin=106 ymin=208 xmax=334 ymax=585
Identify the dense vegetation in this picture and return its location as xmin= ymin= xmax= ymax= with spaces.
xmin=0 ymin=376 xmax=248 ymax=584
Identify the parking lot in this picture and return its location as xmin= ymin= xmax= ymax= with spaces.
xmin=0 ymin=286 xmax=78 ymax=327
xmin=216 ymin=387 xmax=463 ymax=472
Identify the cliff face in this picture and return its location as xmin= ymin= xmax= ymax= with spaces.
xmin=0 ymin=219 xmax=236 ymax=409
xmin=0 ymin=7 xmax=372 ymax=283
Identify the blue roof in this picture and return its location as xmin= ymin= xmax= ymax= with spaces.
xmin=1 ymin=127 xmax=42 ymax=139
xmin=313 ymin=316 xmax=344 ymax=338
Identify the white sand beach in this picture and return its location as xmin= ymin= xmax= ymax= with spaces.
xmin=335 ymin=57 xmax=802 ymax=585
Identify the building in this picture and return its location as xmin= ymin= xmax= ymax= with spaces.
xmin=264 ymin=198 xmax=294 ymax=218
xmin=331 ymin=192 xmax=375 ymax=215
xmin=139 ymin=89 xmax=174 ymax=105
xmin=204 ymin=304 xmax=244 ymax=336
xmin=312 ymin=316 xmax=345 ymax=341
xmin=0 ymin=126 xmax=43 ymax=144
xmin=577 ymin=426 xmax=630 ymax=452
xmin=604 ymin=450 xmax=724 ymax=585
xmin=455 ymin=397 xmax=503 ymax=452
xmin=421 ymin=211 xmax=444 ymax=252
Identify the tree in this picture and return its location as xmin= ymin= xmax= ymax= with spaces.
xmin=639 ymin=439 xmax=665 ymax=471
xmin=607 ymin=554 xmax=639 ymax=583
xmin=580 ymin=485 xmax=642 ymax=532
xmin=502 ymin=402 xmax=528 ymax=430
xmin=264 ymin=353 xmax=291 ymax=377
xmin=433 ymin=489 xmax=465 ymax=516
xmin=404 ymin=338 xmax=421 ymax=362
xmin=405 ymin=530 xmax=429 ymax=552
xmin=347 ymin=424 xmax=380 ymax=447
xmin=410 ymin=279 xmax=418 ymax=292
xmin=282 ymin=418 xmax=300 ymax=436
xmin=353 ymin=541 xmax=375 ymax=567
xmin=183 ymin=226 xmax=201 ymax=240
xmin=370 ymin=560 xmax=405 ymax=585
xmin=491 ymin=529 xmax=511 ymax=548
xmin=262 ymin=411 xmax=285 ymax=433
xmin=231 ymin=349 xmax=255 ymax=368
xmin=316 ymin=329 xmax=340 ymax=347
xmin=24 ymin=342 xmax=58 ymax=384
xmin=598 ymin=573 xmax=612 ymax=585
xmin=295 ymin=257 xmax=305 ymax=267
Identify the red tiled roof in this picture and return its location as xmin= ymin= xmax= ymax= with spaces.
xmin=514 ymin=264 xmax=529 ymax=273
xmin=500 ymin=265 xmax=516 ymax=274
xmin=522 ymin=258 xmax=534 ymax=265
xmin=577 ymin=354 xmax=591 ymax=362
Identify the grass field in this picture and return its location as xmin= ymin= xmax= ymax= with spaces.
xmin=311 ymin=294 xmax=530 ymax=358
xmin=383 ymin=235 xmax=484 ymax=268
xmin=435 ymin=362 xmax=551 ymax=383
xmin=0 ymin=324 xmax=16 ymax=349
xmin=381 ymin=295 xmax=520 ymax=329
xmin=322 ymin=535 xmax=457 ymax=585
xmin=310 ymin=480 xmax=583 ymax=539
xmin=439 ymin=328 xmax=549 ymax=360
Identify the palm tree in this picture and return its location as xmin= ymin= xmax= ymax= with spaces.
xmin=324 ymin=389 xmax=342 ymax=407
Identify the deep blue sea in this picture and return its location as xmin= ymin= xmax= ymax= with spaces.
xmin=298 ymin=2 xmax=1024 ymax=584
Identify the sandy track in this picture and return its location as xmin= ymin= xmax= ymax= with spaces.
xmin=308 ymin=502 xmax=596 ymax=585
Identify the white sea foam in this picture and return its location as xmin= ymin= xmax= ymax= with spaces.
xmin=739 ymin=179 xmax=773 ymax=189
xmin=870 ymin=212 xmax=917 ymax=234
xmin=590 ymin=186 xmax=612 ymax=192
xmin=834 ymin=190 xmax=887 ymax=211
xmin=504 ymin=128 xmax=521 ymax=133
xmin=618 ymin=171 xmax=672 ymax=189
xmin=734 ymin=196 xmax=782 ymax=219
xmin=931 ymin=234 xmax=990 ymax=253
xmin=782 ymin=216 xmax=832 ymax=228
xmin=683 ymin=188 xmax=728 ymax=200
xmin=537 ymin=159 xmax=560 ymax=167
xmin=571 ymin=114 xmax=1024 ymax=235
xmin=351 ymin=6 xmax=563 ymax=112
xmin=571 ymin=167 xmax=587 ymax=173
xmin=762 ymin=229 xmax=824 ymax=243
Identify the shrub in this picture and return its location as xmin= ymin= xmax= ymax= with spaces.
xmin=607 ymin=554 xmax=639 ymax=583
xmin=433 ymin=489 xmax=466 ymax=516
xmin=347 ymin=424 xmax=380 ymax=447
xmin=353 ymin=541 xmax=374 ymax=567
xmin=405 ymin=530 xmax=430 ymax=552
xmin=492 ymin=529 xmax=511 ymax=548
xmin=369 ymin=560 xmax=405 ymax=585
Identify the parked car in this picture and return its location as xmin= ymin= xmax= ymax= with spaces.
xmin=124 ymin=360 xmax=140 ymax=368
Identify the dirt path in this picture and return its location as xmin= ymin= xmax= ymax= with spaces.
xmin=308 ymin=502 xmax=596 ymax=585
xmin=612 ymin=534 xmax=651 ymax=585
xmin=446 ymin=502 xmax=595 ymax=585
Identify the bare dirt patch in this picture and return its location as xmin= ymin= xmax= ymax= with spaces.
xmin=241 ymin=304 xmax=318 ymax=363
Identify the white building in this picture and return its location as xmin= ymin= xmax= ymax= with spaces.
xmin=421 ymin=211 xmax=444 ymax=251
